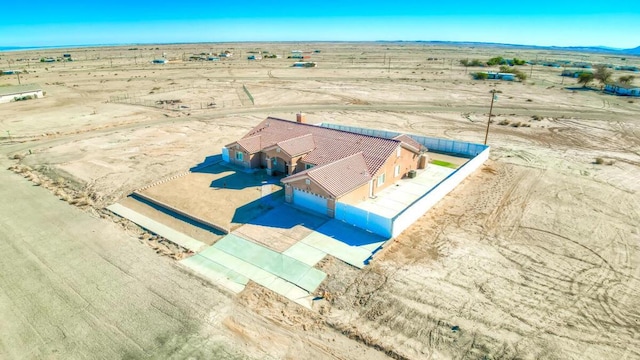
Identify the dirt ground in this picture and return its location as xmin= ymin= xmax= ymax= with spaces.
xmin=1 ymin=42 xmax=639 ymax=359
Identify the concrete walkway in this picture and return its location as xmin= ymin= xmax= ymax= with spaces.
xmin=107 ymin=203 xmax=208 ymax=252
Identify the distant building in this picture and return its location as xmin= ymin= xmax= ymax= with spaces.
xmin=292 ymin=62 xmax=317 ymax=68
xmin=474 ymin=72 xmax=515 ymax=81
xmin=247 ymin=55 xmax=262 ymax=60
xmin=0 ymin=84 xmax=44 ymax=104
xmin=604 ymin=83 xmax=640 ymax=97
xmin=207 ymin=56 xmax=220 ymax=61
xmin=1 ymin=70 xmax=23 ymax=75
xmin=561 ymin=70 xmax=592 ymax=78
xmin=152 ymin=59 xmax=168 ymax=64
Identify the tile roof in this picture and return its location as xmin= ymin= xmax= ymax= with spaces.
xmin=275 ymin=134 xmax=315 ymax=157
xmin=393 ymin=134 xmax=426 ymax=153
xmin=282 ymin=152 xmax=372 ymax=198
xmin=242 ymin=117 xmax=400 ymax=175
xmin=228 ymin=135 xmax=261 ymax=154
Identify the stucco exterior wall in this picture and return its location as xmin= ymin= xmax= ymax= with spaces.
xmin=337 ymin=182 xmax=371 ymax=205
xmin=371 ymin=145 xmax=420 ymax=196
xmin=284 ymin=176 xmax=332 ymax=199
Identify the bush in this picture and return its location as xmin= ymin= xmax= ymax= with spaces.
xmin=595 ymin=157 xmax=604 ymax=164
xmin=498 ymin=119 xmax=510 ymax=126
xmin=474 ymin=72 xmax=489 ymax=80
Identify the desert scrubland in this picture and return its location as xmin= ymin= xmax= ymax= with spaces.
xmin=0 ymin=42 xmax=639 ymax=359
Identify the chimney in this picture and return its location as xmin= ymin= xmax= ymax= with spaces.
xmin=296 ymin=112 xmax=306 ymax=123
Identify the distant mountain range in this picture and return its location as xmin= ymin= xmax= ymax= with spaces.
xmin=397 ymin=41 xmax=640 ymax=56
xmin=2 ymin=42 xmax=640 ymax=56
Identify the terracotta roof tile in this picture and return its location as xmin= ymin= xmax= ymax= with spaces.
xmin=227 ymin=135 xmax=261 ymax=154
xmin=243 ymin=117 xmax=399 ymax=174
xmin=276 ymin=134 xmax=315 ymax=157
xmin=393 ymin=134 xmax=425 ymax=153
xmin=283 ymin=152 xmax=372 ymax=198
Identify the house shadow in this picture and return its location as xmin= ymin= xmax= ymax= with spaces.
xmin=232 ymin=198 xmax=387 ymax=247
xmin=209 ymin=169 xmax=282 ymax=191
xmin=231 ymin=190 xmax=286 ymax=224
xmin=190 ymin=155 xmax=222 ymax=172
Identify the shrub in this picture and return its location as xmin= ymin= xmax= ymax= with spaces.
xmin=498 ymin=119 xmax=510 ymax=126
xmin=595 ymin=157 xmax=604 ymax=164
xmin=474 ymin=72 xmax=489 ymax=80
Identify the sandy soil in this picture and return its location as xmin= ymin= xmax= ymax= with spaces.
xmin=1 ymin=42 xmax=639 ymax=359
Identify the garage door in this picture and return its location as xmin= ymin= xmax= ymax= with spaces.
xmin=293 ymin=189 xmax=328 ymax=215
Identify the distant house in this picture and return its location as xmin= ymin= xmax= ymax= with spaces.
xmin=152 ymin=59 xmax=168 ymax=64
xmin=561 ymin=70 xmax=592 ymax=78
xmin=605 ymin=83 xmax=640 ymax=97
xmin=0 ymin=84 xmax=44 ymax=104
xmin=207 ymin=56 xmax=220 ymax=61
xmin=292 ymin=62 xmax=316 ymax=68
xmin=247 ymin=55 xmax=262 ymax=60
xmin=222 ymin=116 xmax=427 ymax=218
xmin=474 ymin=72 xmax=515 ymax=81
xmin=1 ymin=70 xmax=23 ymax=75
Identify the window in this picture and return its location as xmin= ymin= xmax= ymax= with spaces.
xmin=235 ymin=152 xmax=244 ymax=161
xmin=305 ymin=179 xmax=311 ymax=185
xmin=305 ymin=163 xmax=314 ymax=170
xmin=394 ymin=165 xmax=400 ymax=177
xmin=396 ymin=147 xmax=401 ymax=157
xmin=377 ymin=173 xmax=385 ymax=187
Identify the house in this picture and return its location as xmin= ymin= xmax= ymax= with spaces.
xmin=561 ymin=69 xmax=592 ymax=78
xmin=223 ymin=116 xmax=427 ymax=217
xmin=605 ymin=83 xmax=640 ymax=97
xmin=474 ymin=72 xmax=515 ymax=81
xmin=152 ymin=59 xmax=168 ymax=64
xmin=0 ymin=84 xmax=44 ymax=104
xmin=292 ymin=62 xmax=316 ymax=68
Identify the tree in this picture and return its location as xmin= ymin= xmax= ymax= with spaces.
xmin=593 ymin=64 xmax=613 ymax=86
xmin=512 ymin=58 xmax=527 ymax=66
xmin=460 ymin=59 xmax=469 ymax=67
xmin=515 ymin=72 xmax=527 ymax=81
xmin=619 ymin=75 xmax=635 ymax=85
xmin=578 ymin=73 xmax=594 ymax=87
xmin=487 ymin=56 xmax=505 ymax=66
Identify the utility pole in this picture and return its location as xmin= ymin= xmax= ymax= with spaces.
xmin=16 ymin=71 xmax=21 ymax=85
xmin=388 ymin=57 xmax=391 ymax=73
xmin=530 ymin=55 xmax=537 ymax=79
xmin=484 ymin=90 xmax=497 ymax=145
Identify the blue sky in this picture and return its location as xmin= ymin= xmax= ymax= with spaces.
xmin=1 ymin=1 xmax=639 ymax=48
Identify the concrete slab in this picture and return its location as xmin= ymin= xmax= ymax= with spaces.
xmin=179 ymin=255 xmax=248 ymax=294
xmin=282 ymin=242 xmax=327 ymax=266
xmin=232 ymin=205 xmax=328 ymax=252
xmin=300 ymin=220 xmax=388 ymax=268
xmin=354 ymin=164 xmax=455 ymax=218
xmin=213 ymin=235 xmax=327 ymax=293
xmin=107 ymin=203 xmax=208 ymax=252
xmin=195 ymin=245 xmax=315 ymax=308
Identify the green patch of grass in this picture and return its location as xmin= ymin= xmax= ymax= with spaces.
xmin=431 ymin=159 xmax=458 ymax=169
